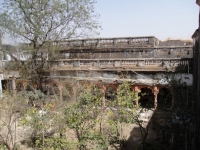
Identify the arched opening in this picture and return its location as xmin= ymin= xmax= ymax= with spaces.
xmin=105 ymin=86 xmax=117 ymax=101
xmin=2 ymin=80 xmax=9 ymax=92
xmin=158 ymin=88 xmax=172 ymax=109
xmin=139 ymin=87 xmax=154 ymax=108
xmin=16 ymin=82 xmax=24 ymax=92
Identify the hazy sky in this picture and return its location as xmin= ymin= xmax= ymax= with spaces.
xmin=0 ymin=0 xmax=198 ymax=42
xmin=95 ymin=0 xmax=198 ymax=40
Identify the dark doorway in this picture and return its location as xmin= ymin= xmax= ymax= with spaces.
xmin=158 ymin=88 xmax=172 ymax=109
xmin=1 ymin=80 xmax=12 ymax=92
xmin=105 ymin=86 xmax=117 ymax=101
xmin=139 ymin=87 xmax=154 ymax=108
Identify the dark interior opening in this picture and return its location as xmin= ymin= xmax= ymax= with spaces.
xmin=105 ymin=86 xmax=117 ymax=101
xmin=139 ymin=87 xmax=154 ymax=108
xmin=158 ymin=88 xmax=172 ymax=109
xmin=2 ymin=80 xmax=9 ymax=92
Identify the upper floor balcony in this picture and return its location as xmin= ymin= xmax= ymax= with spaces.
xmin=52 ymin=36 xmax=160 ymax=50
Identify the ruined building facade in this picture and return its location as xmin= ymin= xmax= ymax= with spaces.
xmin=0 ymin=36 xmax=193 ymax=109
xmin=50 ymin=36 xmax=193 ymax=109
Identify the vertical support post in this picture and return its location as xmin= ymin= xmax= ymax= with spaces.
xmin=133 ymin=86 xmax=139 ymax=109
xmin=154 ymin=92 xmax=158 ymax=110
xmin=22 ymin=81 xmax=27 ymax=90
xmin=58 ymin=85 xmax=63 ymax=101
xmin=12 ymin=78 xmax=16 ymax=94
xmin=135 ymin=92 xmax=139 ymax=108
xmin=153 ymin=86 xmax=159 ymax=110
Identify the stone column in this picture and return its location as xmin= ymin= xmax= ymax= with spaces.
xmin=133 ymin=86 xmax=139 ymax=108
xmin=22 ymin=81 xmax=27 ymax=90
xmin=153 ymin=86 xmax=159 ymax=110
xmin=11 ymin=78 xmax=16 ymax=94
xmin=58 ymin=85 xmax=63 ymax=101
xmin=135 ymin=92 xmax=139 ymax=108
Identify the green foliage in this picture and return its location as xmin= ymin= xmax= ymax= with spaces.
xmin=33 ymin=136 xmax=78 ymax=150
xmin=0 ymin=82 xmax=139 ymax=149
xmin=0 ymin=91 xmax=30 ymax=150
xmin=0 ymin=0 xmax=100 ymax=41
xmin=0 ymin=0 xmax=101 ymax=149
xmin=103 ymin=82 xmax=137 ymax=149
xmin=0 ymin=144 xmax=7 ymax=150
xmin=77 ymin=85 xmax=102 ymax=106
xmin=65 ymin=85 xmax=104 ymax=149
xmin=0 ymin=0 xmax=100 ymax=89
xmin=116 ymin=82 xmax=136 ymax=108
xmin=108 ymin=82 xmax=136 ymax=124
xmin=63 ymin=83 xmax=137 ymax=149
xmin=18 ymin=89 xmax=66 ymax=149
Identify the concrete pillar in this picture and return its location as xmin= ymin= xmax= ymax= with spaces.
xmin=133 ymin=86 xmax=140 ymax=108
xmin=153 ymin=86 xmax=159 ymax=110
xmin=22 ymin=81 xmax=27 ymax=90
xmin=11 ymin=78 xmax=16 ymax=94
xmin=58 ymin=85 xmax=63 ymax=101
xmin=135 ymin=92 xmax=139 ymax=108
xmin=154 ymin=92 xmax=158 ymax=109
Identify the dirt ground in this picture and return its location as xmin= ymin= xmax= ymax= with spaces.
xmin=121 ymin=108 xmax=171 ymax=150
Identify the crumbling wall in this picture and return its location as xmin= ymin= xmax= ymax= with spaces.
xmin=159 ymin=40 xmax=192 ymax=46
xmin=60 ymin=47 xmax=192 ymax=60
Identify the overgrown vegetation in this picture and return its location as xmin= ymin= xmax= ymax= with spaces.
xmin=136 ymin=76 xmax=194 ymax=150
xmin=0 ymin=0 xmax=100 ymax=90
xmin=20 ymin=83 xmax=138 ymax=150
xmin=0 ymin=0 xmax=196 ymax=150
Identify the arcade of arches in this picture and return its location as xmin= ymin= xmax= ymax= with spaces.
xmin=97 ymin=84 xmax=174 ymax=109
xmin=4 ymin=78 xmax=174 ymax=109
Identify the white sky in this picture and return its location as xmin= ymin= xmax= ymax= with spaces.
xmin=95 ymin=0 xmax=199 ymax=41
xmin=0 ymin=0 xmax=199 ymax=42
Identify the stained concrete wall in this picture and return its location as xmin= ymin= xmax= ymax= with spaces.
xmin=51 ymin=70 xmax=192 ymax=86
xmin=60 ymin=47 xmax=192 ymax=60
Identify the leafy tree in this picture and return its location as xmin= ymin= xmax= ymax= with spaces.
xmin=0 ymin=91 xmax=29 ymax=150
xmin=64 ymin=85 xmax=105 ymax=150
xmin=105 ymin=82 xmax=136 ymax=149
xmin=115 ymin=82 xmax=136 ymax=109
xmin=20 ymin=90 xmax=68 ymax=149
xmin=65 ymin=82 xmax=137 ymax=150
xmin=0 ymin=1 xmax=100 ymax=146
xmin=0 ymin=0 xmax=100 ymax=89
